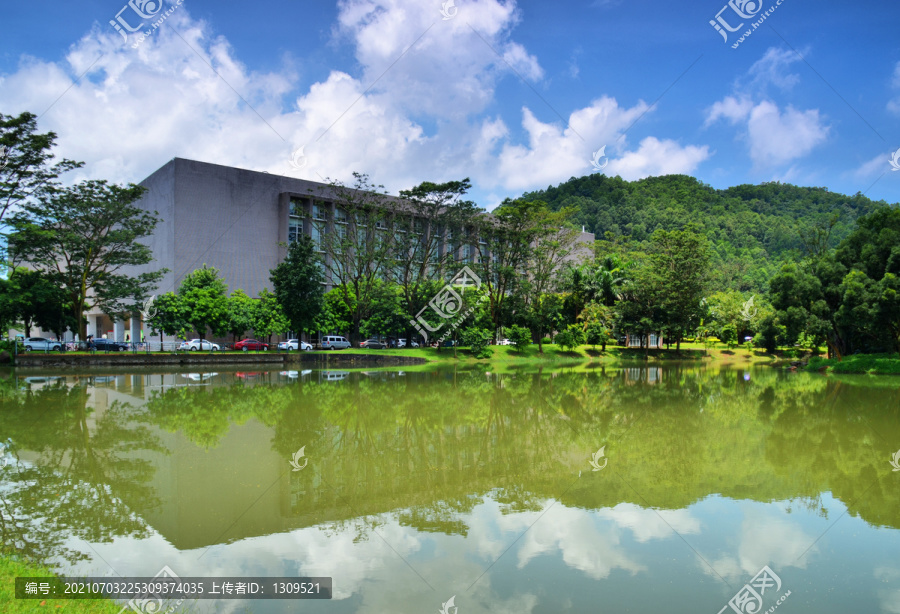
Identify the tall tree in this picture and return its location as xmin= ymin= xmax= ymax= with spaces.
xmin=472 ymin=199 xmax=547 ymax=339
xmin=226 ymin=289 xmax=256 ymax=343
xmin=647 ymin=228 xmax=712 ymax=350
xmin=316 ymin=173 xmax=395 ymax=343
xmin=0 ymin=268 xmax=73 ymax=337
xmin=522 ymin=204 xmax=580 ymax=352
xmin=0 ymin=111 xmax=82 ymax=227
xmin=177 ymin=266 xmax=229 ymax=344
xmin=252 ymin=288 xmax=290 ymax=345
xmin=6 ymin=179 xmax=166 ymax=339
xmin=269 ymin=235 xmax=324 ymax=336
xmin=394 ymin=179 xmax=481 ymax=343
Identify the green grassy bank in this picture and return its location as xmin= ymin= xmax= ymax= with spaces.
xmin=0 ymin=555 xmax=122 ymax=613
xmin=806 ymin=353 xmax=900 ymax=375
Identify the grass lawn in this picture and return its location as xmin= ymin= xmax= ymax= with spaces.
xmin=345 ymin=342 xmax=783 ymax=365
xmin=807 ymin=353 xmax=900 ymax=375
xmin=0 ymin=555 xmax=122 ymax=613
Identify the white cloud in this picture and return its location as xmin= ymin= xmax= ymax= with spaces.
xmin=744 ymin=46 xmax=803 ymax=92
xmin=706 ymin=97 xmax=829 ymax=168
xmin=607 ymin=137 xmax=710 ymax=181
xmin=0 ymin=0 xmax=711 ymax=204
xmin=744 ymin=101 xmax=829 ymax=166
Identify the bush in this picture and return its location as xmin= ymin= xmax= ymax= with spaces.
xmin=720 ymin=324 xmax=737 ymax=348
xmin=541 ymin=337 xmax=552 ymax=345
xmin=507 ymin=325 xmax=532 ymax=352
xmin=460 ymin=327 xmax=493 ymax=359
xmin=555 ymin=325 xmax=585 ymax=352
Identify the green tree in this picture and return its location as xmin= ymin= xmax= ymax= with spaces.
xmin=578 ymin=301 xmax=615 ymax=351
xmin=646 ymin=228 xmax=711 ymax=350
xmin=226 ymin=289 xmax=255 ymax=344
xmin=146 ymin=291 xmax=187 ymax=346
xmin=460 ymin=326 xmax=493 ymax=359
xmin=6 ymin=180 xmax=166 ymax=339
xmin=269 ymin=235 xmax=324 ymax=335
xmin=395 ymin=179 xmax=480 ymax=343
xmin=507 ymin=324 xmax=532 ymax=353
xmin=0 ymin=268 xmax=73 ymax=337
xmin=360 ymin=280 xmax=406 ymax=340
xmin=0 ymin=110 xmax=82 ymax=226
xmin=317 ymin=173 xmax=395 ymax=344
xmin=252 ymin=288 xmax=290 ymax=345
xmin=177 ymin=266 xmax=229 ymax=343
xmin=555 ymin=324 xmax=585 ymax=352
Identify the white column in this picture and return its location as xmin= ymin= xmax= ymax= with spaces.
xmin=130 ymin=316 xmax=141 ymax=345
xmin=113 ymin=319 xmax=125 ymax=342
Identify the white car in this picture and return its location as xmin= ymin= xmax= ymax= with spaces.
xmin=497 ymin=339 xmax=512 ymax=346
xmin=23 ymin=337 xmax=63 ymax=351
xmin=179 ymin=339 xmax=220 ymax=351
xmin=278 ymin=339 xmax=313 ymax=351
xmin=397 ymin=338 xmax=419 ymax=348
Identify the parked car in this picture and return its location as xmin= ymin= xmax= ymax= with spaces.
xmin=178 ymin=339 xmax=220 ymax=351
xmin=320 ymin=336 xmax=351 ymax=350
xmin=361 ymin=339 xmax=387 ymax=349
xmin=22 ymin=337 xmax=63 ymax=351
xmin=497 ymin=339 xmax=512 ymax=346
xmin=278 ymin=339 xmax=312 ymax=351
xmin=233 ymin=339 xmax=269 ymax=352
xmin=91 ymin=338 xmax=129 ymax=352
xmin=397 ymin=338 xmax=419 ymax=348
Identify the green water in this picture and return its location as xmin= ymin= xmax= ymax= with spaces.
xmin=1 ymin=365 xmax=898 ymax=613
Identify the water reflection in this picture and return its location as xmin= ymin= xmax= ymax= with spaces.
xmin=0 ymin=366 xmax=897 ymax=612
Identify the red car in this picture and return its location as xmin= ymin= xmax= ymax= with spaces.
xmin=234 ymin=339 xmax=269 ymax=352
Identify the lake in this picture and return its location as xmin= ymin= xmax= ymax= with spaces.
xmin=1 ymin=365 xmax=898 ymax=613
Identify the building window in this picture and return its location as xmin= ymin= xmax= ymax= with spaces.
xmin=312 ymin=202 xmax=327 ymax=221
xmin=288 ymin=219 xmax=302 ymax=244
xmin=290 ymin=198 xmax=306 ymax=218
xmin=335 ymin=207 xmax=348 ymax=224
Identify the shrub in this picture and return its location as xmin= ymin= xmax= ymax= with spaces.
xmin=507 ymin=325 xmax=532 ymax=352
xmin=460 ymin=327 xmax=493 ymax=359
xmin=541 ymin=337 xmax=552 ymax=345
xmin=555 ymin=325 xmax=585 ymax=352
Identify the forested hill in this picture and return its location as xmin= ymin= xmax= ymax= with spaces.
xmin=519 ymin=174 xmax=892 ymax=292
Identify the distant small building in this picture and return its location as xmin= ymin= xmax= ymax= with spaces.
xmin=625 ymin=333 xmax=664 ymax=349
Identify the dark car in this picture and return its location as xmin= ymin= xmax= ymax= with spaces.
xmin=233 ymin=339 xmax=269 ymax=352
xmin=91 ymin=339 xmax=129 ymax=352
xmin=361 ymin=339 xmax=387 ymax=349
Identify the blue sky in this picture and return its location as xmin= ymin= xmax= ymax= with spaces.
xmin=1 ymin=0 xmax=899 ymax=209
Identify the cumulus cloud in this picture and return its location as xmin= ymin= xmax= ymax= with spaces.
xmin=0 ymin=0 xmax=710 ymax=204
xmin=706 ymin=49 xmax=830 ymax=168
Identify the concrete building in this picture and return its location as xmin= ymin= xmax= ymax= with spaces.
xmin=72 ymin=157 xmax=594 ymax=344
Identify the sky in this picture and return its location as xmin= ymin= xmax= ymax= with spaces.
xmin=1 ymin=0 xmax=899 ymax=210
